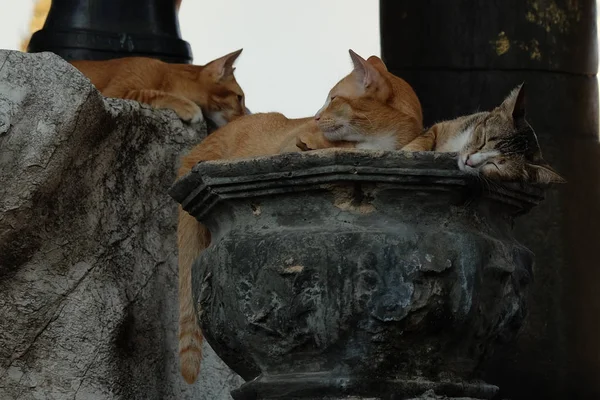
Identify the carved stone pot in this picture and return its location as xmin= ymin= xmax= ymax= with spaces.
xmin=169 ymin=150 xmax=544 ymax=400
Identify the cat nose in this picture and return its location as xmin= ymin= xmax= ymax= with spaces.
xmin=465 ymin=155 xmax=474 ymax=167
xmin=314 ymin=113 xmax=321 ymax=121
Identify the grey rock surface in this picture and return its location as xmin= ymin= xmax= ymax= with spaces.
xmin=0 ymin=50 xmax=243 ymax=399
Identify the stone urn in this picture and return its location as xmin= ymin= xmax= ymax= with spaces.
xmin=169 ymin=150 xmax=544 ymax=400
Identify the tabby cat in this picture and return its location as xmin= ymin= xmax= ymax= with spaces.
xmin=176 ymin=50 xmax=423 ymax=384
xmin=70 ymin=49 xmax=248 ymax=127
xmin=402 ymin=84 xmax=564 ymax=183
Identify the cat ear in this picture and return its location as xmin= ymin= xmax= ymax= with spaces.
xmin=348 ymin=49 xmax=384 ymax=89
xmin=527 ymin=162 xmax=566 ymax=184
xmin=206 ymin=49 xmax=243 ymax=81
xmin=500 ymin=83 xmax=526 ymax=122
xmin=512 ymin=83 xmax=526 ymax=121
xmin=366 ymin=55 xmax=388 ymax=72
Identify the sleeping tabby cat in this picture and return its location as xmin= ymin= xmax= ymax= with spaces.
xmin=176 ymin=50 xmax=423 ymax=384
xmin=70 ymin=49 xmax=248 ymax=127
xmin=402 ymin=84 xmax=564 ymax=183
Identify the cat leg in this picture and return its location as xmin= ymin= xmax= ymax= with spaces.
xmin=296 ymin=131 xmax=355 ymax=151
xmin=401 ymin=129 xmax=437 ymax=151
xmin=123 ymin=89 xmax=203 ymax=123
xmin=177 ymin=208 xmax=210 ymax=384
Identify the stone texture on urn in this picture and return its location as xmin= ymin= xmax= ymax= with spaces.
xmin=170 ymin=149 xmax=545 ymax=400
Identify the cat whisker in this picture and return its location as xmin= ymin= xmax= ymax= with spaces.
xmin=489 ymin=162 xmax=501 ymax=172
xmin=356 ymin=111 xmax=375 ymax=129
xmin=319 ymin=120 xmax=343 ymax=132
xmin=475 ymin=171 xmax=500 ymax=194
xmin=482 ymin=176 xmax=494 ymax=193
xmin=346 ymin=124 xmax=365 ymax=137
xmin=475 ymin=174 xmax=489 ymax=193
xmin=483 ymin=174 xmax=503 ymax=192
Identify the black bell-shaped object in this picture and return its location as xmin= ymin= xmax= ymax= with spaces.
xmin=27 ymin=0 xmax=193 ymax=63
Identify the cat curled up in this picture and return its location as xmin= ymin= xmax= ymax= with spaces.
xmin=70 ymin=49 xmax=248 ymax=127
xmin=176 ymin=50 xmax=423 ymax=384
xmin=402 ymin=84 xmax=565 ymax=184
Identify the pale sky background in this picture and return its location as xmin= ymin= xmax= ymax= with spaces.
xmin=0 ymin=0 xmax=380 ymax=118
xmin=0 ymin=1 xmax=598 ymax=119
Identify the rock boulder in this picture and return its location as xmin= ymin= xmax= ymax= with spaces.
xmin=0 ymin=50 xmax=243 ymax=400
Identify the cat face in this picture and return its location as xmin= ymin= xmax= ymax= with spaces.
xmin=198 ymin=49 xmax=249 ymax=127
xmin=204 ymin=76 xmax=248 ymax=128
xmin=313 ymin=50 xmax=398 ymax=149
xmin=458 ymin=85 xmax=564 ymax=184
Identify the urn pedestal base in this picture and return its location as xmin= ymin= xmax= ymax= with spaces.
xmin=231 ymin=372 xmax=498 ymax=400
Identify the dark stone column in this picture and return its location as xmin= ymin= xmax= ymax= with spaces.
xmin=380 ymin=1 xmax=599 ymax=399
xmin=27 ymin=0 xmax=192 ymax=63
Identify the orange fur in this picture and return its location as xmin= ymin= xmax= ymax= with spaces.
xmin=176 ymin=50 xmax=423 ymax=384
xmin=70 ymin=49 xmax=248 ymax=127
xmin=297 ymin=50 xmax=423 ymax=151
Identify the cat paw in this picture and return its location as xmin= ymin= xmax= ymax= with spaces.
xmin=175 ymin=103 xmax=204 ymax=124
xmin=297 ymin=132 xmax=355 ymax=151
xmin=189 ymin=109 xmax=204 ymax=124
xmin=296 ymin=135 xmax=315 ymax=151
xmin=401 ymin=143 xmax=426 ymax=152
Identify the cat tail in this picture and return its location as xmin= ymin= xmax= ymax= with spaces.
xmin=177 ymin=208 xmax=210 ymax=384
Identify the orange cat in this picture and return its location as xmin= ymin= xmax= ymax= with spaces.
xmin=176 ymin=50 xmax=423 ymax=384
xmin=402 ymin=84 xmax=564 ymax=183
xmin=70 ymin=49 xmax=248 ymax=127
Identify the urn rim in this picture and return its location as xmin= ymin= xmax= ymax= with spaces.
xmin=170 ymin=149 xmax=545 ymax=221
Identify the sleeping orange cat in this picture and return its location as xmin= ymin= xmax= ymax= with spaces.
xmin=70 ymin=49 xmax=248 ymax=127
xmin=176 ymin=49 xmax=424 ymax=384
